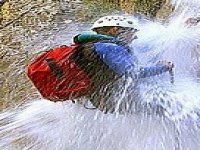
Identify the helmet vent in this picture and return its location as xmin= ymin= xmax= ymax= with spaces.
xmin=98 ymin=20 xmax=103 ymax=24
xmin=127 ymin=21 xmax=133 ymax=24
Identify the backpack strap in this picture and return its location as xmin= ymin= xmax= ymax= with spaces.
xmin=46 ymin=58 xmax=65 ymax=79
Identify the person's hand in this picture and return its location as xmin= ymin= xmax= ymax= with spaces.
xmin=157 ymin=60 xmax=174 ymax=71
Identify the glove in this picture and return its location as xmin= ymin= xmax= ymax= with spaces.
xmin=156 ymin=60 xmax=174 ymax=72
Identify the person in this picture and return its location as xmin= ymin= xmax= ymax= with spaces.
xmin=71 ymin=15 xmax=174 ymax=113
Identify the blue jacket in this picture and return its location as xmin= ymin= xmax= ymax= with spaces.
xmin=94 ymin=42 xmax=169 ymax=78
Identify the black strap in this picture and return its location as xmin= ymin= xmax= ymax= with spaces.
xmin=46 ymin=58 xmax=65 ymax=79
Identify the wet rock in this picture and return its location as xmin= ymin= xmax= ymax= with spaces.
xmin=0 ymin=72 xmax=4 ymax=84
xmin=0 ymin=0 xmax=7 ymax=7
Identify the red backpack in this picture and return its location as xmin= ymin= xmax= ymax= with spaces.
xmin=27 ymin=44 xmax=91 ymax=102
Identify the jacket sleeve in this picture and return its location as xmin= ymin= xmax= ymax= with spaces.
xmin=136 ymin=64 xmax=169 ymax=79
xmin=94 ymin=42 xmax=169 ymax=78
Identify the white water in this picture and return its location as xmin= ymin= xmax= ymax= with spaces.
xmin=1 ymin=1 xmax=200 ymax=150
xmin=133 ymin=6 xmax=200 ymax=123
xmin=0 ymin=100 xmax=177 ymax=150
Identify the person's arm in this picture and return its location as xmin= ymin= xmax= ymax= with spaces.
xmin=135 ymin=62 xmax=171 ymax=79
xmin=94 ymin=42 xmax=173 ymax=79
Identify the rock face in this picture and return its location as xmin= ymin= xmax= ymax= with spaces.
xmin=0 ymin=0 xmax=7 ymax=7
xmin=0 ymin=0 xmax=62 ymax=109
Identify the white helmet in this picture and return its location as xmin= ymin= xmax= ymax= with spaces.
xmin=91 ymin=15 xmax=139 ymax=31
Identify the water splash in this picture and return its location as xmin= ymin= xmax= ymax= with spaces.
xmin=1 ymin=2 xmax=200 ymax=150
xmin=132 ymin=7 xmax=200 ymax=124
xmin=0 ymin=99 xmax=177 ymax=150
